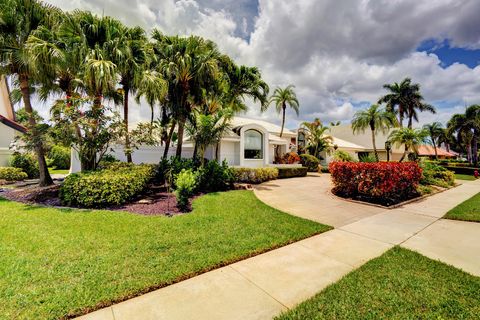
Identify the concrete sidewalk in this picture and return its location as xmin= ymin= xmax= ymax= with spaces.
xmin=78 ymin=178 xmax=480 ymax=320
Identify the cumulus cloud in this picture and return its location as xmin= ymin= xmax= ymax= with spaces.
xmin=42 ymin=0 xmax=480 ymax=128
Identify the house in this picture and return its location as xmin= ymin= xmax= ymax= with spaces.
xmin=0 ymin=76 xmax=26 ymax=166
xmin=417 ymin=145 xmax=458 ymax=160
xmin=70 ymin=116 xmax=298 ymax=172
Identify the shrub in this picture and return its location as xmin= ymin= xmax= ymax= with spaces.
xmin=333 ymin=150 xmax=356 ymax=162
xmin=329 ymin=161 xmax=422 ymax=204
xmin=197 ymin=160 xmax=235 ymax=192
xmin=233 ymin=167 xmax=278 ymax=184
xmin=278 ymin=167 xmax=308 ymax=179
xmin=359 ymin=154 xmax=377 ymax=163
xmin=97 ymin=154 xmax=119 ymax=169
xmin=420 ymin=161 xmax=455 ymax=188
xmin=175 ymin=169 xmax=198 ymax=210
xmin=0 ymin=167 xmax=28 ymax=181
xmin=300 ymin=154 xmax=320 ymax=172
xmin=60 ymin=164 xmax=155 ymax=207
xmin=9 ymin=152 xmax=39 ymax=179
xmin=319 ymin=166 xmax=330 ymax=173
xmin=157 ymin=157 xmax=196 ymax=185
xmin=47 ymin=145 xmax=71 ymax=169
xmin=282 ymin=152 xmax=301 ymax=164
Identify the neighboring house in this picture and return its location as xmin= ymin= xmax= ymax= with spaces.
xmin=0 ymin=76 xmax=26 ymax=166
xmin=417 ymin=145 xmax=458 ymax=160
xmin=70 ymin=116 xmax=297 ymax=172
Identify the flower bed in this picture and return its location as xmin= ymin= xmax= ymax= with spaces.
xmin=329 ymin=162 xmax=422 ymax=206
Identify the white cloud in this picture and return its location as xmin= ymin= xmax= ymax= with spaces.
xmin=41 ymin=0 xmax=480 ymax=129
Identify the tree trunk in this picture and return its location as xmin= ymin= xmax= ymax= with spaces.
xmin=399 ymin=144 xmax=409 ymax=162
xmin=371 ymin=129 xmax=379 ymax=161
xmin=473 ymin=131 xmax=478 ymax=166
xmin=215 ymin=143 xmax=220 ymax=161
xmin=19 ymin=76 xmax=53 ymax=186
xmin=176 ymin=117 xmax=185 ymax=158
xmin=407 ymin=113 xmax=413 ymax=129
xmin=467 ymin=143 xmax=472 ymax=163
xmin=279 ymin=105 xmax=286 ymax=138
xmin=434 ymin=143 xmax=438 ymax=160
xmin=193 ymin=142 xmax=198 ymax=161
xmin=163 ymin=121 xmax=176 ymax=159
xmin=123 ymin=86 xmax=132 ymax=163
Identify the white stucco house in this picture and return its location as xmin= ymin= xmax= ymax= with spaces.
xmin=0 ymin=76 xmax=26 ymax=166
xmin=70 ymin=116 xmax=299 ymax=172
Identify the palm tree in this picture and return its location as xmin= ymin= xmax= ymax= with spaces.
xmin=465 ymin=105 xmax=480 ymax=166
xmin=447 ymin=114 xmax=472 ymax=162
xmin=351 ymin=104 xmax=397 ymax=161
xmin=301 ymin=118 xmax=333 ymax=158
xmin=264 ymin=85 xmax=299 ymax=138
xmin=379 ymin=78 xmax=435 ymax=128
xmin=423 ymin=122 xmax=444 ymax=160
xmin=0 ymin=0 xmax=57 ymax=186
xmin=388 ymin=127 xmax=427 ymax=162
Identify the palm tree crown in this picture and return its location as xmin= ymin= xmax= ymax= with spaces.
xmin=265 ymin=84 xmax=299 ymax=138
xmin=388 ymin=127 xmax=427 ymax=162
xmin=422 ymin=122 xmax=444 ymax=160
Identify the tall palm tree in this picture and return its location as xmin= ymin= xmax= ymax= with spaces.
xmin=423 ymin=122 xmax=444 ymax=160
xmin=301 ymin=118 xmax=333 ymax=158
xmin=447 ymin=113 xmax=472 ymax=162
xmin=388 ymin=127 xmax=427 ymax=162
xmin=465 ymin=105 xmax=480 ymax=166
xmin=0 ymin=0 xmax=57 ymax=186
xmin=351 ymin=104 xmax=397 ymax=161
xmin=264 ymin=85 xmax=299 ymax=138
xmin=379 ymin=78 xmax=435 ymax=128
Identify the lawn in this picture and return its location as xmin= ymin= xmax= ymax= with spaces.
xmin=276 ymin=247 xmax=480 ymax=320
xmin=455 ymin=173 xmax=476 ymax=181
xmin=444 ymin=192 xmax=480 ymax=222
xmin=48 ymin=167 xmax=70 ymax=175
xmin=0 ymin=191 xmax=330 ymax=319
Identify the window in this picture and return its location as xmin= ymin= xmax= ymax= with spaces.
xmin=244 ymin=129 xmax=263 ymax=159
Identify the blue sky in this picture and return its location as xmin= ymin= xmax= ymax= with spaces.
xmin=418 ymin=40 xmax=480 ymax=68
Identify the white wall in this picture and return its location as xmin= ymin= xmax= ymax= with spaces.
xmin=219 ymin=140 xmax=239 ymax=166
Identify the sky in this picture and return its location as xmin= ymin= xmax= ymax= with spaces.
xmin=41 ymin=0 xmax=480 ymax=129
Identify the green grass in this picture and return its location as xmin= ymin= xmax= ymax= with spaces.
xmin=455 ymin=173 xmax=476 ymax=181
xmin=444 ymin=192 xmax=480 ymax=222
xmin=48 ymin=167 xmax=69 ymax=175
xmin=276 ymin=247 xmax=480 ymax=320
xmin=0 ymin=191 xmax=329 ymax=320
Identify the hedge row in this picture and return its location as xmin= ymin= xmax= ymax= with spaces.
xmin=278 ymin=167 xmax=308 ymax=179
xmin=329 ymin=161 xmax=422 ymax=201
xmin=232 ymin=167 xmax=278 ymax=184
xmin=441 ymin=166 xmax=479 ymax=175
xmin=60 ymin=164 xmax=155 ymax=207
xmin=0 ymin=167 xmax=28 ymax=181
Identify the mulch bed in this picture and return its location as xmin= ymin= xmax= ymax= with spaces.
xmin=0 ymin=183 xmax=190 ymax=216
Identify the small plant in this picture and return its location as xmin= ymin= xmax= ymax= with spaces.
xmin=300 ymin=154 xmax=320 ymax=171
xmin=9 ymin=152 xmax=39 ymax=179
xmin=0 ymin=167 xmax=28 ymax=181
xmin=333 ymin=150 xmax=356 ymax=162
xmin=47 ymin=145 xmax=71 ymax=169
xmin=359 ymin=154 xmax=377 ymax=163
xmin=196 ymin=160 xmax=235 ymax=192
xmin=175 ymin=169 xmax=198 ymax=210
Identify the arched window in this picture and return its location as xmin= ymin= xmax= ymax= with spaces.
xmin=244 ymin=129 xmax=263 ymax=159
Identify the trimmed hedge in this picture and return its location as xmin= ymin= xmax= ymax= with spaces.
xmin=278 ymin=167 xmax=308 ymax=179
xmin=329 ymin=162 xmax=422 ymax=203
xmin=300 ymin=154 xmax=320 ymax=172
xmin=442 ymin=166 xmax=479 ymax=175
xmin=233 ymin=167 xmax=278 ymax=184
xmin=60 ymin=164 xmax=155 ymax=207
xmin=0 ymin=167 xmax=28 ymax=181
xmin=420 ymin=161 xmax=455 ymax=188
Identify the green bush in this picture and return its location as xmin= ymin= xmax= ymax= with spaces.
xmin=233 ymin=167 xmax=278 ymax=184
xmin=319 ymin=166 xmax=330 ymax=173
xmin=278 ymin=167 xmax=308 ymax=179
xmin=60 ymin=164 xmax=155 ymax=207
xmin=359 ymin=154 xmax=377 ymax=163
xmin=9 ymin=152 xmax=39 ymax=179
xmin=97 ymin=154 xmax=119 ymax=169
xmin=47 ymin=145 xmax=71 ymax=169
xmin=420 ymin=161 xmax=455 ymax=188
xmin=0 ymin=167 xmax=28 ymax=181
xmin=197 ymin=160 xmax=235 ymax=192
xmin=300 ymin=154 xmax=320 ymax=172
xmin=333 ymin=150 xmax=356 ymax=162
xmin=175 ymin=169 xmax=198 ymax=210
xmin=157 ymin=157 xmax=196 ymax=185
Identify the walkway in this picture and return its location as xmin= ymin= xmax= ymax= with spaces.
xmin=78 ymin=176 xmax=480 ymax=320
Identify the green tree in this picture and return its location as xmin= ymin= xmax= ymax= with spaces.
xmin=379 ymin=78 xmax=435 ymax=128
xmin=301 ymin=118 xmax=333 ymax=158
xmin=447 ymin=113 xmax=472 ymax=163
xmin=423 ymin=122 xmax=444 ymax=160
xmin=264 ymin=84 xmax=299 ymax=138
xmin=0 ymin=0 xmax=58 ymax=186
xmin=351 ymin=104 xmax=397 ymax=161
xmin=388 ymin=127 xmax=427 ymax=162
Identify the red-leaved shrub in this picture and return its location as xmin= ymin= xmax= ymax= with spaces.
xmin=329 ymin=162 xmax=422 ymax=203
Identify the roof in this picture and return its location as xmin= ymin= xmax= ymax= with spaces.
xmin=330 ymin=136 xmax=366 ymax=150
xmin=0 ymin=114 xmax=27 ymax=133
xmin=231 ymin=117 xmax=296 ymax=136
xmin=417 ymin=145 xmax=457 ymax=157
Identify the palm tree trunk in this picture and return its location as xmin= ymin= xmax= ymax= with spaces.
xmin=163 ymin=121 xmax=176 ymax=159
xmin=123 ymin=86 xmax=132 ymax=163
xmin=371 ymin=129 xmax=379 ymax=161
xmin=19 ymin=76 xmax=53 ymax=186
xmin=280 ymin=105 xmax=286 ymax=138
xmin=467 ymin=142 xmax=472 ymax=163
xmin=434 ymin=143 xmax=438 ymax=160
xmin=176 ymin=117 xmax=185 ymax=158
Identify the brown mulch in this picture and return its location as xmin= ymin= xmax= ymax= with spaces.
xmin=0 ymin=183 xmax=189 ymax=216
